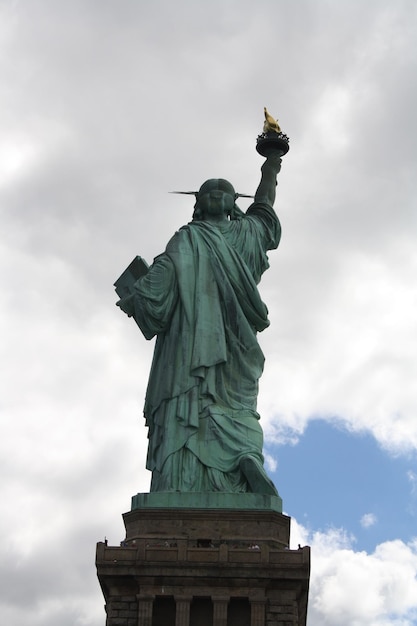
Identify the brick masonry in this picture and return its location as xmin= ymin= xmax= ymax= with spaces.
xmin=96 ymin=507 xmax=310 ymax=626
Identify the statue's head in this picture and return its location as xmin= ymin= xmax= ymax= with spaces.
xmin=192 ymin=179 xmax=243 ymax=221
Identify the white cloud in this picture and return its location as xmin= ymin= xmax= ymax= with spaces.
xmin=407 ymin=471 xmax=417 ymax=516
xmin=408 ymin=471 xmax=417 ymax=494
xmin=291 ymin=520 xmax=417 ymax=626
xmin=263 ymin=451 xmax=278 ymax=473
xmin=361 ymin=513 xmax=378 ymax=529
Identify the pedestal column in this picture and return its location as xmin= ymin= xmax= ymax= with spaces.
xmin=175 ymin=596 xmax=191 ymax=626
xmin=213 ymin=596 xmax=228 ymax=626
xmin=137 ymin=594 xmax=154 ymax=626
xmin=251 ymin=599 xmax=266 ymax=626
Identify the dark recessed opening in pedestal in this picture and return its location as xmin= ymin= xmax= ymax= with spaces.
xmin=190 ymin=597 xmax=213 ymax=626
xmin=227 ymin=597 xmax=250 ymax=626
xmin=152 ymin=596 xmax=176 ymax=626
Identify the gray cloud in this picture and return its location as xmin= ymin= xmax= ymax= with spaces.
xmin=1 ymin=1 xmax=417 ymax=624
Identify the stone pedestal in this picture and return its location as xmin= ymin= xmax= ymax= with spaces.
xmin=96 ymin=502 xmax=310 ymax=626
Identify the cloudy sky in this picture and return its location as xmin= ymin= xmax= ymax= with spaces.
xmin=1 ymin=0 xmax=417 ymax=624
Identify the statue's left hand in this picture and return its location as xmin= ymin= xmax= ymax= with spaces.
xmin=116 ymin=294 xmax=135 ymax=317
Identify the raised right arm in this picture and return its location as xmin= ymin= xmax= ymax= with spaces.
xmin=254 ymin=152 xmax=282 ymax=207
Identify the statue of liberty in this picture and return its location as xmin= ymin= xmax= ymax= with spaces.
xmin=117 ymin=124 xmax=286 ymax=497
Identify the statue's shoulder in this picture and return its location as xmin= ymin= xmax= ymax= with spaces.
xmin=246 ymin=201 xmax=279 ymax=219
xmin=165 ymin=223 xmax=195 ymax=254
xmin=166 ymin=221 xmax=228 ymax=254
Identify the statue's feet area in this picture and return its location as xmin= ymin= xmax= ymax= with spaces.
xmin=239 ymin=456 xmax=279 ymax=497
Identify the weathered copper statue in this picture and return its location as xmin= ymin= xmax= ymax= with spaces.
xmin=116 ymin=111 xmax=288 ymax=497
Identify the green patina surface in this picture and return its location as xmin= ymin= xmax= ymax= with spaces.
xmin=131 ymin=491 xmax=282 ymax=513
xmin=116 ymin=151 xmax=284 ymax=506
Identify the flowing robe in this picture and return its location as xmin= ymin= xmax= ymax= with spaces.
xmin=132 ymin=202 xmax=281 ymax=492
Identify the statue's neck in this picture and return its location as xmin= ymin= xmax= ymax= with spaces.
xmin=204 ymin=215 xmax=229 ymax=225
